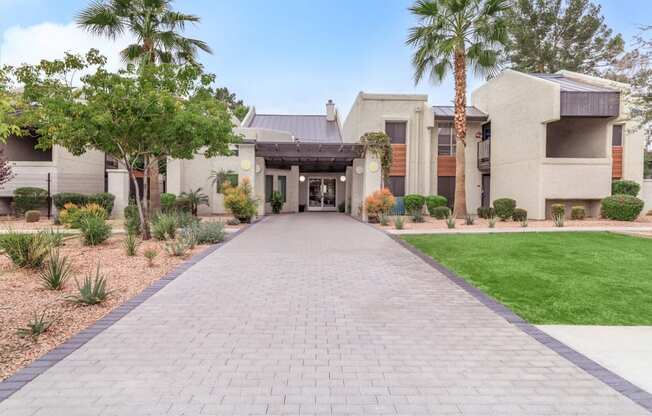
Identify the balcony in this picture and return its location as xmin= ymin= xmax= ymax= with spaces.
xmin=477 ymin=140 xmax=490 ymax=172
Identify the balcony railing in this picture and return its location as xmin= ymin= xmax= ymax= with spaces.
xmin=477 ymin=139 xmax=490 ymax=172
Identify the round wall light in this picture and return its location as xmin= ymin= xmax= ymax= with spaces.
xmin=299 ymin=175 xmax=306 ymax=182
xmin=368 ymin=161 xmax=379 ymax=173
xmin=340 ymin=175 xmax=346 ymax=182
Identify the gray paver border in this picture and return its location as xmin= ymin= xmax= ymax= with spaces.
xmin=388 ymin=232 xmax=652 ymax=413
xmin=0 ymin=216 xmax=267 ymax=404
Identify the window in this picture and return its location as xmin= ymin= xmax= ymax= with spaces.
xmin=612 ymin=125 xmax=623 ymax=146
xmin=438 ymin=123 xmax=456 ymax=155
xmin=265 ymin=175 xmax=273 ymax=202
xmin=482 ymin=122 xmax=491 ymax=141
xmin=387 ymin=176 xmax=405 ymax=197
xmin=385 ymin=121 xmax=407 ymax=144
xmin=278 ymin=176 xmax=287 ymax=203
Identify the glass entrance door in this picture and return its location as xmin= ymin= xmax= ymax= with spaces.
xmin=307 ymin=177 xmax=337 ymax=211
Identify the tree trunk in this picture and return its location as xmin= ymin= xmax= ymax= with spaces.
xmin=149 ymin=159 xmax=161 ymax=214
xmin=453 ymin=49 xmax=468 ymax=219
xmin=140 ymin=156 xmax=152 ymax=240
xmin=126 ymin=164 xmax=151 ymax=240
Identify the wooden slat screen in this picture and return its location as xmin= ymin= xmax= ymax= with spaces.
xmin=437 ymin=155 xmax=456 ymax=176
xmin=612 ymin=146 xmax=623 ymax=179
xmin=390 ymin=144 xmax=406 ymax=176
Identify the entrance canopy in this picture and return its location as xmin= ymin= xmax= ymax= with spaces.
xmin=254 ymin=141 xmax=364 ymax=172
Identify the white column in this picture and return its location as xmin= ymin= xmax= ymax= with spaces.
xmin=362 ymin=153 xmax=382 ymax=222
xmin=351 ymin=159 xmax=365 ymax=219
xmin=254 ymin=157 xmax=266 ymax=216
xmin=166 ymin=158 xmax=182 ymax=195
xmin=106 ymin=169 xmax=130 ymax=218
xmin=345 ymin=166 xmax=353 ymax=214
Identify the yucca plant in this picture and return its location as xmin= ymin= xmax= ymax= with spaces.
xmin=144 ymin=249 xmax=158 ymax=267
xmin=123 ymin=233 xmax=138 ymax=256
xmin=38 ymin=249 xmax=73 ymax=290
xmin=379 ymin=213 xmax=389 ymax=226
xmin=411 ymin=209 xmax=424 ymax=223
xmin=521 ymin=218 xmax=529 ymax=228
xmin=553 ymin=213 xmax=565 ymax=227
xmin=446 ymin=215 xmax=456 ymax=229
xmin=464 ymin=214 xmax=475 ymax=225
xmin=43 ymin=228 xmax=66 ymax=248
xmin=68 ymin=264 xmax=112 ymax=305
xmin=0 ymin=230 xmax=50 ymax=268
xmin=488 ymin=216 xmax=497 ymax=228
xmin=17 ymin=310 xmax=54 ymax=339
xmin=394 ymin=216 xmax=405 ymax=230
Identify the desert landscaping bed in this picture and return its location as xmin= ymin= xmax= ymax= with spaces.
xmin=0 ymin=234 xmax=211 ymax=381
xmin=376 ymin=214 xmax=652 ymax=231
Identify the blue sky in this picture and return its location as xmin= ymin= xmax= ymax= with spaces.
xmin=1 ymin=0 xmax=650 ymax=116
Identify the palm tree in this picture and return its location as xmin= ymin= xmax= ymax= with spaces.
xmin=77 ymin=0 xmax=213 ymax=213
xmin=407 ymin=0 xmax=508 ymax=218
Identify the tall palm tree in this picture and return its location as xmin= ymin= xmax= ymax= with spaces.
xmin=407 ymin=0 xmax=509 ymax=218
xmin=77 ymin=0 xmax=212 ymax=212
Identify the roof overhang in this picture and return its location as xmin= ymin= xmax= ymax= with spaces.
xmin=254 ymin=141 xmax=364 ymax=172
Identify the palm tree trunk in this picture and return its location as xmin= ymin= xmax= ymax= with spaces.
xmin=452 ymin=49 xmax=468 ymax=219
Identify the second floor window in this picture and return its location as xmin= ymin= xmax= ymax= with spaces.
xmin=438 ymin=123 xmax=456 ymax=156
xmin=385 ymin=121 xmax=407 ymax=144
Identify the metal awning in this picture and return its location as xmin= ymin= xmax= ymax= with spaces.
xmin=254 ymin=141 xmax=364 ymax=172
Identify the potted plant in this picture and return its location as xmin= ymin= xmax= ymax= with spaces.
xmin=270 ymin=191 xmax=284 ymax=214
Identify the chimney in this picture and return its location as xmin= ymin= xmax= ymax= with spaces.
xmin=326 ymin=99 xmax=336 ymax=121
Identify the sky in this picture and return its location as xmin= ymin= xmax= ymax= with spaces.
xmin=1 ymin=0 xmax=650 ymax=117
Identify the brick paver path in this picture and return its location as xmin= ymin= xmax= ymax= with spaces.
xmin=0 ymin=213 xmax=648 ymax=415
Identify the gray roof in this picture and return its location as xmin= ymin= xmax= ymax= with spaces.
xmin=432 ymin=106 xmax=488 ymax=121
xmin=530 ymin=73 xmax=619 ymax=92
xmin=246 ymin=114 xmax=342 ymax=143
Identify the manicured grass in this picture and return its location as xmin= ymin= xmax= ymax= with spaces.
xmin=403 ymin=232 xmax=652 ymax=325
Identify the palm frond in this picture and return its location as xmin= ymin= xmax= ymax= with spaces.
xmin=120 ymin=43 xmax=146 ymax=63
xmin=76 ymin=0 xmax=124 ymax=38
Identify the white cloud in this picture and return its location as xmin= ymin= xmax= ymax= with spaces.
xmin=0 ymin=21 xmax=130 ymax=72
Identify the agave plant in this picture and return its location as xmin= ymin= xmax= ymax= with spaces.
xmin=394 ymin=216 xmax=405 ymax=230
xmin=17 ymin=310 xmax=54 ymax=339
xmin=68 ymin=264 xmax=112 ymax=305
xmin=446 ymin=215 xmax=456 ymax=229
xmin=39 ymin=249 xmax=73 ymax=290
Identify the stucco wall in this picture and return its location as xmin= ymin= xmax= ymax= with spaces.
xmin=472 ymin=70 xmax=561 ymax=219
xmin=642 ymin=180 xmax=652 ymax=214
xmin=342 ymin=93 xmax=434 ymax=195
xmin=264 ymin=167 xmax=299 ymax=214
xmin=55 ymin=146 xmax=106 ymax=195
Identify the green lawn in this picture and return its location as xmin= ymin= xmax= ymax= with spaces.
xmin=403 ymin=232 xmax=652 ymax=325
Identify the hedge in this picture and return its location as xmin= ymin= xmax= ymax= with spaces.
xmin=600 ymin=195 xmax=644 ymax=221
xmin=53 ymin=192 xmax=115 ymax=215
xmin=551 ymin=203 xmax=565 ymax=219
xmin=431 ymin=206 xmax=451 ymax=219
xmin=571 ymin=206 xmax=586 ymax=220
xmin=425 ymin=195 xmax=448 ymax=216
xmin=512 ymin=208 xmax=528 ymax=221
xmin=477 ymin=206 xmax=495 ymax=219
xmin=493 ymin=198 xmax=516 ymax=220
xmin=403 ymin=194 xmax=426 ymax=215
xmin=611 ymin=180 xmax=640 ymax=197
xmin=14 ymin=187 xmax=48 ymax=215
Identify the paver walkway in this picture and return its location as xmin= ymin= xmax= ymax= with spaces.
xmin=0 ymin=213 xmax=648 ymax=415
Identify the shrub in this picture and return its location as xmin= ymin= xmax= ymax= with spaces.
xmin=165 ymin=236 xmax=191 ymax=257
xmin=53 ymin=192 xmax=87 ymax=209
xmin=612 ymin=180 xmax=640 ymax=197
xmin=144 ymin=249 xmax=158 ymax=267
xmin=124 ymin=233 xmax=138 ymax=256
xmin=365 ymin=188 xmax=395 ymax=221
xmin=25 ymin=210 xmax=40 ymax=223
xmin=431 ymin=206 xmax=451 ymax=219
xmin=394 ymin=216 xmax=405 ymax=230
xmin=493 ymin=198 xmax=516 ymax=220
xmin=179 ymin=224 xmax=198 ymax=249
xmin=196 ymin=222 xmax=225 ymax=244
xmin=79 ymin=216 xmax=111 ymax=246
xmin=223 ymin=178 xmax=258 ymax=223
xmin=59 ymin=203 xmax=107 ymax=229
xmin=43 ymin=228 xmax=66 ymax=248
xmin=68 ymin=264 xmax=112 ymax=305
xmin=488 ymin=216 xmax=497 ymax=228
xmin=571 ymin=206 xmax=586 ymax=220
xmin=151 ymin=213 xmax=177 ymax=240
xmin=411 ymin=209 xmax=424 ymax=223
xmin=174 ymin=196 xmax=192 ymax=213
xmin=446 ymin=215 xmax=456 ymax=229
xmin=551 ymin=203 xmax=565 ymax=219
xmin=477 ymin=206 xmax=496 ymax=219
xmin=0 ymin=231 xmax=50 ymax=268
xmin=553 ymin=213 xmax=565 ymax=227
xmin=512 ymin=208 xmax=528 ymax=222
xmin=600 ymin=195 xmax=644 ymax=221
xmin=464 ymin=214 xmax=475 ymax=225
xmin=270 ymin=191 xmax=284 ymax=214
xmin=160 ymin=193 xmax=177 ymax=212
xmin=16 ymin=310 xmax=54 ymax=339
xmin=124 ymin=202 xmax=141 ymax=235
xmin=403 ymin=194 xmax=426 ymax=215
xmin=521 ymin=218 xmax=529 ymax=228
xmin=175 ymin=210 xmax=199 ymax=229
xmin=14 ymin=187 xmax=47 ymax=215
xmin=87 ymin=193 xmax=115 ymax=215
xmin=425 ymin=195 xmax=448 ymax=216
xmin=226 ymin=217 xmax=241 ymax=226
xmin=39 ymin=250 xmax=73 ymax=290
xmin=180 ymin=188 xmax=209 ymax=216
xmin=379 ymin=213 xmax=389 ymax=226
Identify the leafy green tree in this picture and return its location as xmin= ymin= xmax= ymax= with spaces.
xmin=407 ymin=0 xmax=509 ymax=218
xmin=77 ymin=0 xmax=214 ymax=212
xmin=505 ymin=0 xmax=624 ymax=75
xmin=0 ymin=66 xmax=22 ymax=141
xmin=215 ymin=87 xmax=249 ymax=121
xmin=15 ymin=50 xmax=238 ymax=239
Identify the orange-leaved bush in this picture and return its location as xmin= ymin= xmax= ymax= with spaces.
xmin=365 ymin=188 xmax=395 ymax=221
